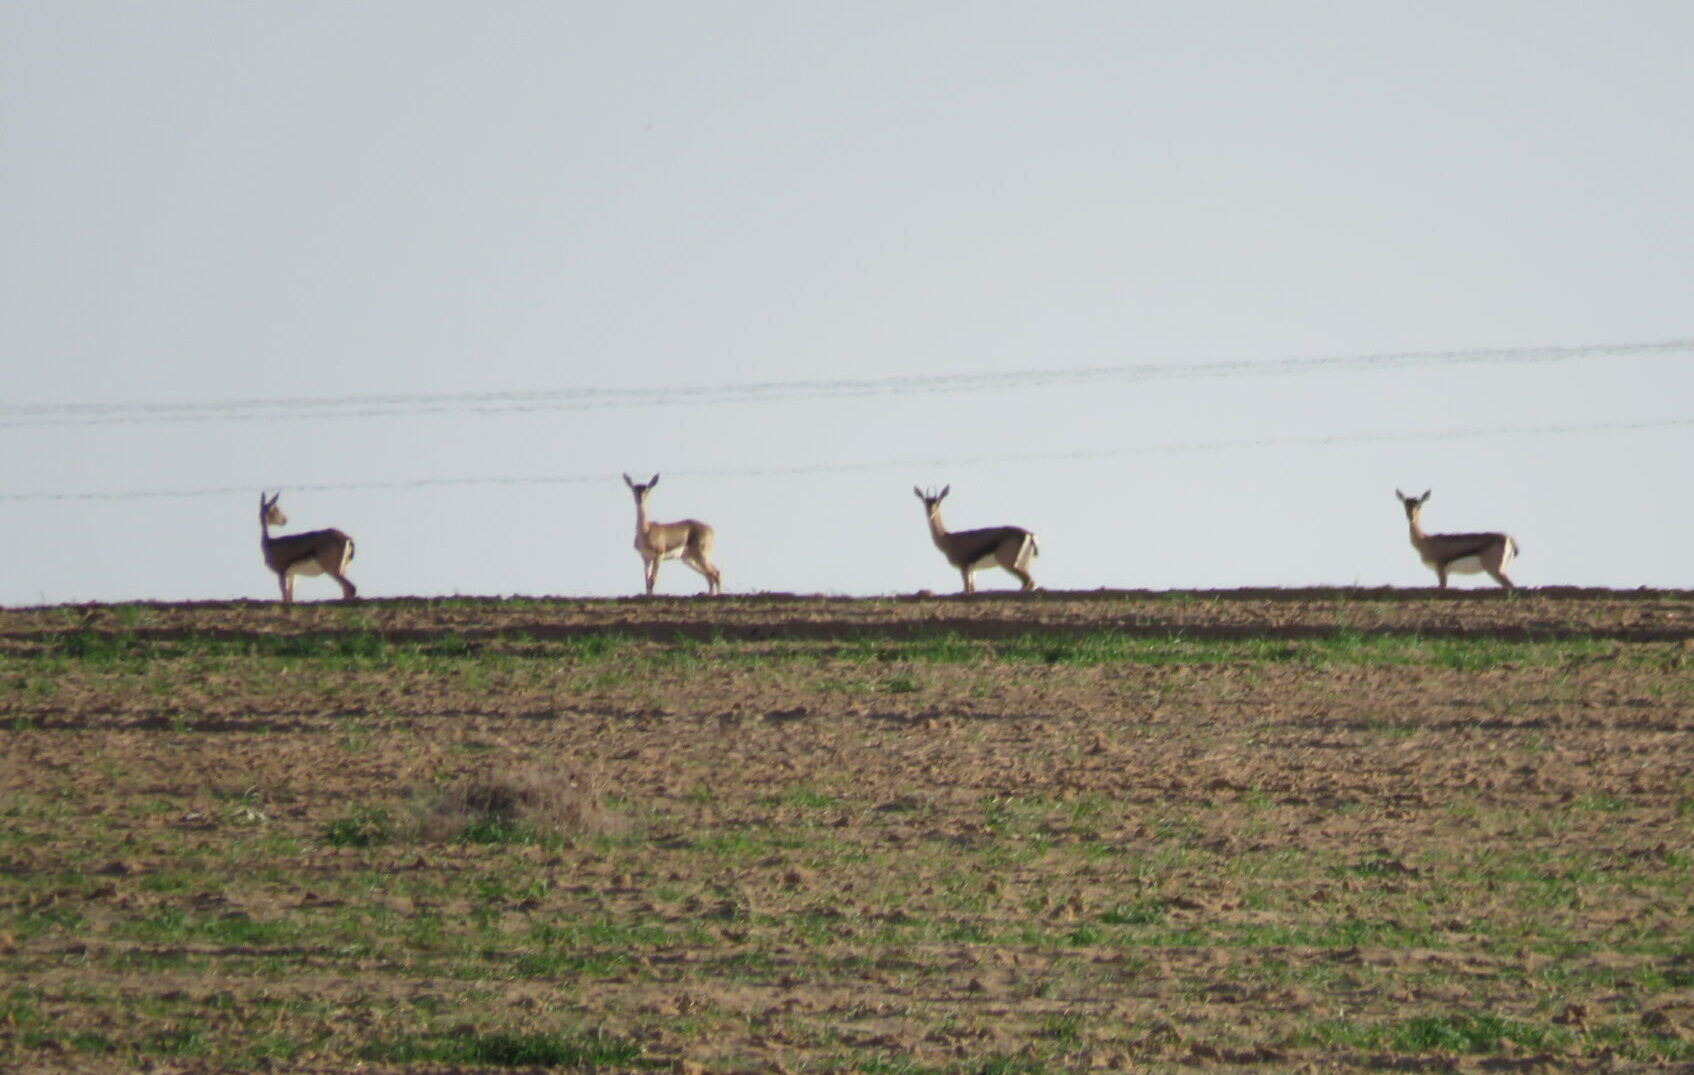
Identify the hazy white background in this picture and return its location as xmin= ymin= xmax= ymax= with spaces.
xmin=3 ymin=2 xmax=1690 ymax=605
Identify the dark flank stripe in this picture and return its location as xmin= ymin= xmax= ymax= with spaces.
xmin=277 ymin=529 xmax=352 ymax=569
xmin=948 ymin=529 xmax=1023 ymax=567
xmin=1434 ymin=533 xmax=1507 ymax=567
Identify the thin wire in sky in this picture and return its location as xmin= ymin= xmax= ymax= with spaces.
xmin=3 ymin=414 xmax=1686 ymax=502
xmin=2 ymin=337 xmax=1687 ymax=429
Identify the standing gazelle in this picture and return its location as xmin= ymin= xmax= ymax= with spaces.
xmin=1396 ymin=488 xmax=1518 ymax=591
xmin=915 ymin=485 xmax=1039 ymax=594
xmin=259 ymin=492 xmax=357 ymax=604
xmin=623 ymin=473 xmax=721 ymax=596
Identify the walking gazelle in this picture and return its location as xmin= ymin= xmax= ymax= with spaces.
xmin=259 ymin=492 xmax=357 ymax=604
xmin=915 ymin=485 xmax=1039 ymax=594
xmin=623 ymin=473 xmax=721 ymax=596
xmin=1396 ymin=488 xmax=1518 ymax=591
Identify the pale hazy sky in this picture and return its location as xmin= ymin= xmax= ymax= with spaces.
xmin=3 ymin=2 xmax=1691 ymax=605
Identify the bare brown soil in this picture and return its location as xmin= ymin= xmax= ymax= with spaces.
xmin=4 ymin=589 xmax=1694 ymax=1073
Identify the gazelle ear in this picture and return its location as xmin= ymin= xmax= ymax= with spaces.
xmin=1395 ymin=488 xmax=1406 ymax=501
xmin=622 ymin=473 xmax=635 ymax=488
xmin=649 ymin=474 xmax=660 ymax=488
xmin=1420 ymin=489 xmax=1431 ymax=503
xmin=913 ymin=486 xmax=925 ymax=500
xmin=939 ymin=485 xmax=951 ymax=500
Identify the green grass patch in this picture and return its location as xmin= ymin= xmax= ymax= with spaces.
xmin=322 ymin=804 xmax=396 ymax=847
xmin=1308 ymin=1011 xmax=1571 ymax=1054
xmin=456 ymin=816 xmax=553 ymax=846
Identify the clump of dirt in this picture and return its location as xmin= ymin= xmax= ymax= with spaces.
xmin=416 ymin=764 xmax=624 ymax=842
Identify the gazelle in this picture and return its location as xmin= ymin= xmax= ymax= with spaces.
xmin=1396 ymin=488 xmax=1518 ymax=591
xmin=914 ymin=485 xmax=1039 ymax=594
xmin=623 ymin=473 xmax=721 ymax=596
xmin=259 ymin=491 xmax=357 ymax=605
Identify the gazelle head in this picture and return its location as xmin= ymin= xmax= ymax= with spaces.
xmin=623 ymin=473 xmax=660 ymax=505
xmin=1396 ymin=488 xmax=1432 ymax=523
xmin=913 ymin=484 xmax=952 ymax=517
xmin=261 ymin=491 xmax=288 ymax=527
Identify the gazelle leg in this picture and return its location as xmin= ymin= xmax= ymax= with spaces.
xmin=684 ymin=555 xmax=721 ymax=595
xmin=680 ymin=554 xmax=707 ymax=594
xmin=1002 ymin=544 xmax=1036 ymax=592
xmin=330 ymin=572 xmax=357 ymax=600
xmin=1483 ymin=548 xmax=1515 ymax=591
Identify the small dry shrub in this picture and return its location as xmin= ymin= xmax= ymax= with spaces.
xmin=416 ymin=764 xmax=624 ymax=844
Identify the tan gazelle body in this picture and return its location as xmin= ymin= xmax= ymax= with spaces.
xmin=623 ymin=473 xmax=721 ymax=596
xmin=1396 ymin=488 xmax=1518 ymax=591
xmin=914 ymin=485 xmax=1039 ymax=594
xmin=259 ymin=491 xmax=357 ymax=605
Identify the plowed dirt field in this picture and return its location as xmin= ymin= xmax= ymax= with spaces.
xmin=4 ymin=589 xmax=1694 ymax=1073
